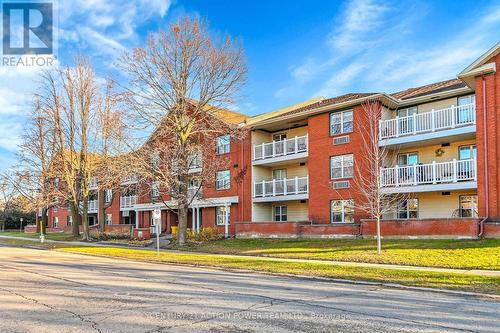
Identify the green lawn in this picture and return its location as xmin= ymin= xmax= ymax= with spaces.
xmin=58 ymin=246 xmax=500 ymax=295
xmin=0 ymin=231 xmax=80 ymax=241
xmin=171 ymin=238 xmax=500 ymax=270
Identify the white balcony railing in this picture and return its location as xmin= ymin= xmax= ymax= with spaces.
xmin=380 ymin=159 xmax=476 ymax=188
xmin=379 ymin=104 xmax=475 ymax=140
xmin=89 ymin=177 xmax=98 ymax=189
xmin=79 ymin=199 xmax=98 ymax=212
xmin=120 ymin=195 xmax=138 ymax=209
xmin=254 ymin=176 xmax=308 ymax=197
xmin=253 ymin=135 xmax=308 ymax=161
xmin=121 ymin=175 xmax=138 ymax=185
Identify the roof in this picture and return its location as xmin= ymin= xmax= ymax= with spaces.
xmin=247 ymin=97 xmax=324 ymax=125
xmin=257 ymin=93 xmax=378 ymax=123
xmin=390 ymin=79 xmax=467 ymax=100
xmin=460 ymin=41 xmax=500 ymax=75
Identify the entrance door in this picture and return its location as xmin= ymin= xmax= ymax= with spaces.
xmin=397 ymin=152 xmax=418 ymax=184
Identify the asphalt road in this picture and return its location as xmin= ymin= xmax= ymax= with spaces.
xmin=0 ymin=246 xmax=498 ymax=333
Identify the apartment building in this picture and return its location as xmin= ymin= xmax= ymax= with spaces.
xmin=42 ymin=42 xmax=500 ymax=239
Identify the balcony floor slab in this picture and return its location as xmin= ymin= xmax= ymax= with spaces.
xmin=253 ymin=193 xmax=308 ymax=203
xmin=252 ymin=152 xmax=308 ymax=167
xmin=380 ymin=181 xmax=477 ymax=194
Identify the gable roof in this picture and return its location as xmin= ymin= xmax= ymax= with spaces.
xmin=252 ymin=93 xmax=378 ymax=124
xmin=390 ymin=79 xmax=467 ymax=100
xmin=460 ymin=41 xmax=500 ymax=75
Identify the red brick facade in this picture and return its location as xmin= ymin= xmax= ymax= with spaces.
xmin=41 ymin=45 xmax=500 ymax=240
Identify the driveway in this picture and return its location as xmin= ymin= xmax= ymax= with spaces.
xmin=0 ymin=246 xmax=498 ymax=333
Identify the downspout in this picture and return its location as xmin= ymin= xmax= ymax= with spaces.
xmin=479 ymin=73 xmax=489 ymax=238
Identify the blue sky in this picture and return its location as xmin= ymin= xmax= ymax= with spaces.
xmin=1 ymin=0 xmax=500 ymax=169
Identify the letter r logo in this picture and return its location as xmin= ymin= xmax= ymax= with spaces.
xmin=2 ymin=2 xmax=53 ymax=55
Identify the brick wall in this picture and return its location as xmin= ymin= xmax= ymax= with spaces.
xmin=475 ymin=52 xmax=500 ymax=219
xmin=360 ymin=218 xmax=481 ymax=238
xmin=235 ymin=221 xmax=308 ymax=238
xmin=308 ymin=104 xmax=374 ymax=224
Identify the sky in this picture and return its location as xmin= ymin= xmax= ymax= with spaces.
xmin=0 ymin=0 xmax=499 ymax=169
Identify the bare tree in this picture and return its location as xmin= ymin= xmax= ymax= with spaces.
xmin=34 ymin=57 xmax=121 ymax=240
xmin=338 ymin=100 xmax=410 ymax=254
xmin=0 ymin=179 xmax=15 ymax=232
xmin=4 ymin=99 xmax=61 ymax=235
xmin=120 ymin=17 xmax=247 ymax=246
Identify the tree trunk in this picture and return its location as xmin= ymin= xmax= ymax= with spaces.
xmin=177 ymin=205 xmax=188 ymax=246
xmin=40 ymin=208 xmax=48 ymax=235
xmin=98 ymin=189 xmax=106 ymax=233
xmin=376 ymin=215 xmax=381 ymax=255
xmin=69 ymin=202 xmax=80 ymax=237
xmin=81 ymin=200 xmax=90 ymax=240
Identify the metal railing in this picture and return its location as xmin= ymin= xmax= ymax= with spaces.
xmin=380 ymin=159 xmax=476 ymax=187
xmin=120 ymin=195 xmax=138 ymax=208
xmin=253 ymin=135 xmax=308 ymax=160
xmin=379 ymin=104 xmax=475 ymax=139
xmin=254 ymin=176 xmax=308 ymax=197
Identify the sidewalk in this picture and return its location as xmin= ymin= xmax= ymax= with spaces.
xmin=1 ymin=234 xmax=499 ymax=277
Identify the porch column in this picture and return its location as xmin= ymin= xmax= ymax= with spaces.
xmin=224 ymin=203 xmax=229 ymax=238
xmin=197 ymin=207 xmax=201 ymax=232
xmin=191 ymin=207 xmax=195 ymax=233
xmin=166 ymin=210 xmax=171 ymax=234
xmin=135 ymin=210 xmax=139 ymax=229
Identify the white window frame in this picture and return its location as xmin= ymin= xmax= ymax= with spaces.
xmin=105 ymin=213 xmax=113 ymax=225
xmin=151 ymin=181 xmax=160 ymax=198
xmin=274 ymin=205 xmax=287 ymax=222
xmin=330 ymin=199 xmax=354 ymax=223
xmin=104 ymin=189 xmax=113 ymax=203
xmin=215 ymin=170 xmax=230 ymax=190
xmin=216 ymin=135 xmax=231 ymax=155
xmin=67 ymin=215 xmax=72 ymax=226
xmin=151 ymin=152 xmax=160 ymax=168
xmin=330 ymin=154 xmax=354 ymax=179
xmin=330 ymin=110 xmax=353 ymax=136
xmin=53 ymin=216 xmax=59 ymax=228
xmin=397 ymin=199 xmax=419 ymax=219
xmin=459 ymin=195 xmax=478 ymax=218
xmin=216 ymin=206 xmax=230 ymax=226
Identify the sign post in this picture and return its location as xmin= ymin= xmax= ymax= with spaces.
xmin=153 ymin=208 xmax=161 ymax=256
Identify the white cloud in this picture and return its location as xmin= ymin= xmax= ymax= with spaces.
xmin=277 ymin=0 xmax=500 ymax=100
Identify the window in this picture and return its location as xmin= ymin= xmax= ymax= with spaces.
xmin=67 ymin=215 xmax=72 ymax=226
xmin=216 ymin=135 xmax=230 ymax=154
xmin=53 ymin=217 xmax=59 ymax=228
xmin=151 ymin=152 xmax=160 ymax=168
xmin=274 ymin=206 xmax=287 ymax=222
xmin=459 ymin=145 xmax=476 ymax=160
xmin=273 ymin=133 xmax=287 ymax=141
xmin=88 ymin=216 xmax=97 ymax=226
xmin=53 ymin=177 xmax=60 ymax=188
xmin=151 ymin=181 xmax=160 ymax=198
xmin=104 ymin=189 xmax=112 ymax=203
xmin=216 ymin=206 xmax=230 ymax=225
xmin=105 ymin=213 xmax=113 ymax=225
xmin=397 ymin=152 xmax=418 ymax=166
xmin=330 ymin=110 xmax=353 ymax=135
xmin=272 ymin=169 xmax=287 ymax=180
xmin=215 ymin=170 xmax=230 ymax=190
xmin=330 ymin=154 xmax=354 ymax=179
xmin=397 ymin=106 xmax=417 ymax=118
xmin=331 ymin=200 xmax=354 ymax=223
xmin=397 ymin=199 xmax=418 ymax=219
xmin=459 ymin=195 xmax=478 ymax=218
xmin=458 ymin=95 xmax=475 ymax=123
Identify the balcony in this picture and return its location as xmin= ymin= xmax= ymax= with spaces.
xmin=379 ymin=104 xmax=476 ymax=147
xmin=120 ymin=195 xmax=138 ymax=209
xmin=380 ymin=158 xmax=477 ymax=193
xmin=121 ymin=175 xmax=138 ymax=185
xmin=79 ymin=199 xmax=98 ymax=213
xmin=89 ymin=177 xmax=98 ymax=190
xmin=253 ymin=135 xmax=308 ymax=166
xmin=253 ymin=176 xmax=308 ymax=202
